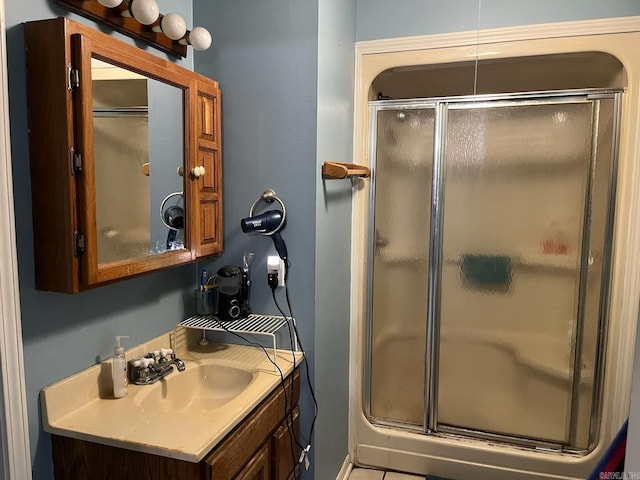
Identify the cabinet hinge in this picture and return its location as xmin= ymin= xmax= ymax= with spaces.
xmin=67 ymin=64 xmax=80 ymax=91
xmin=70 ymin=148 xmax=82 ymax=175
xmin=74 ymin=232 xmax=85 ymax=256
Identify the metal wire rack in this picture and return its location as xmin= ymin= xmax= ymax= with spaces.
xmin=178 ymin=313 xmax=298 ymax=362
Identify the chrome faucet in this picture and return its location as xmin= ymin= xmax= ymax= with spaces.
xmin=128 ymin=348 xmax=185 ymax=385
xmin=155 ymin=347 xmax=186 ymax=372
xmin=163 ymin=357 xmax=186 ymax=372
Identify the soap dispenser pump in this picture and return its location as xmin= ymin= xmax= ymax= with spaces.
xmin=112 ymin=335 xmax=130 ymax=399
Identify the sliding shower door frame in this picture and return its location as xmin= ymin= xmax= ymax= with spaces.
xmin=425 ymin=101 xmax=447 ymax=434
xmin=584 ymin=92 xmax=623 ymax=454
xmin=364 ymin=100 xmax=437 ymax=426
xmin=365 ymin=87 xmax=622 ymax=453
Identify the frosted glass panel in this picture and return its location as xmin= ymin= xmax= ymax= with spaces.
xmin=437 ymin=102 xmax=594 ymax=443
xmin=94 ymin=115 xmax=151 ymax=264
xmin=369 ymin=108 xmax=435 ymax=426
xmin=92 ymin=64 xmax=185 ymax=266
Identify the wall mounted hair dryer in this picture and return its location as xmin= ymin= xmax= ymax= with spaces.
xmin=241 ymin=210 xmax=287 ymax=259
xmin=240 ymin=189 xmax=288 ymax=260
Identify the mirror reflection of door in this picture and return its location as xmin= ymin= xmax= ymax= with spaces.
xmin=91 ymin=58 xmax=184 ymax=265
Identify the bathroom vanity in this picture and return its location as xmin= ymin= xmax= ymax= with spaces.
xmin=41 ymin=329 xmax=302 ymax=479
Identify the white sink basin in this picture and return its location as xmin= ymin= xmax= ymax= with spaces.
xmin=133 ymin=362 xmax=254 ymax=414
xmin=40 ymin=334 xmax=303 ymax=462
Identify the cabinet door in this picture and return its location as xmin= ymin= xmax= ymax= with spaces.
xmin=191 ymin=78 xmax=223 ymax=257
xmin=271 ymin=407 xmax=300 ymax=480
xmin=71 ymin=29 xmax=194 ymax=287
xmin=235 ymin=443 xmax=271 ymax=480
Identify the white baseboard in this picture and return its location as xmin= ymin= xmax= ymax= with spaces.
xmin=336 ymin=454 xmax=353 ymax=480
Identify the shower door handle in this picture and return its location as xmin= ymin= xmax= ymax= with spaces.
xmin=375 ymin=230 xmax=389 ymax=252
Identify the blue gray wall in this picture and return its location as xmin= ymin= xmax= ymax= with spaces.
xmin=356 ymin=0 xmax=640 ymax=41
xmin=314 ymin=1 xmax=356 ymax=478
xmin=193 ymin=2 xmax=358 ymax=477
xmin=5 ymin=1 xmax=193 ymax=479
xmin=192 ymin=0 xmax=320 ymax=477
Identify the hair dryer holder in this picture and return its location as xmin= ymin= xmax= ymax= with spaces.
xmin=244 ymin=189 xmax=288 ymax=260
xmin=160 ymin=191 xmax=184 ymax=230
xmin=248 ymin=189 xmax=287 ymax=234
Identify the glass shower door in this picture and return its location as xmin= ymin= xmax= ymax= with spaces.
xmin=368 ymin=107 xmax=435 ymax=427
xmin=437 ymin=101 xmax=595 ymax=445
xmin=366 ymin=91 xmax=621 ymax=451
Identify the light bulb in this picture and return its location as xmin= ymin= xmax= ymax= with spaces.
xmin=189 ymin=27 xmax=212 ymax=51
xmin=161 ymin=13 xmax=187 ymax=41
xmin=130 ymin=0 xmax=160 ymax=25
xmin=98 ymin=0 xmax=124 ymax=7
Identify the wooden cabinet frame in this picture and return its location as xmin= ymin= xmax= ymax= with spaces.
xmin=25 ymin=17 xmax=222 ymax=293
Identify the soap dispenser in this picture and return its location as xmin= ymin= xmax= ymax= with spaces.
xmin=112 ymin=336 xmax=130 ymax=399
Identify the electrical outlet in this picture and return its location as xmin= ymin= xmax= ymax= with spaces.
xmin=267 ymin=255 xmax=286 ymax=287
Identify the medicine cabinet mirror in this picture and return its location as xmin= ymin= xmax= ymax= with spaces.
xmin=25 ymin=17 xmax=222 ymax=293
xmin=91 ymin=58 xmax=184 ymax=265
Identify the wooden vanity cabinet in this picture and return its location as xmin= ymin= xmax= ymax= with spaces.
xmin=50 ymin=369 xmax=300 ymax=480
xmin=24 ymin=17 xmax=223 ymax=293
xmin=203 ymin=369 xmax=300 ymax=479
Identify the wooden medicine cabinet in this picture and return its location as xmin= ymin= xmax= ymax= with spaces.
xmin=25 ymin=17 xmax=222 ymax=293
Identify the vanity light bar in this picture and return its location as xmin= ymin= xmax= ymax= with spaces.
xmin=56 ymin=0 xmax=212 ymax=57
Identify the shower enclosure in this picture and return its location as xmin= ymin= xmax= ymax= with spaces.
xmin=366 ymin=89 xmax=621 ymax=452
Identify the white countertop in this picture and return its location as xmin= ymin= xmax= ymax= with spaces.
xmin=40 ymin=328 xmax=303 ymax=462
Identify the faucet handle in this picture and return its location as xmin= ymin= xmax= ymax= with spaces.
xmin=128 ymin=357 xmax=155 ymax=383
xmin=146 ymin=350 xmax=172 ymax=362
xmin=152 ymin=348 xmax=174 ymax=364
xmin=133 ymin=357 xmax=153 ymax=368
xmin=144 ymin=352 xmax=157 ymax=362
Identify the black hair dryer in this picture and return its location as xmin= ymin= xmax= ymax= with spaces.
xmin=240 ymin=210 xmax=287 ymax=259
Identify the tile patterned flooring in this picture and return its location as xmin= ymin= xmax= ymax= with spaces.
xmin=348 ymin=468 xmax=425 ymax=480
